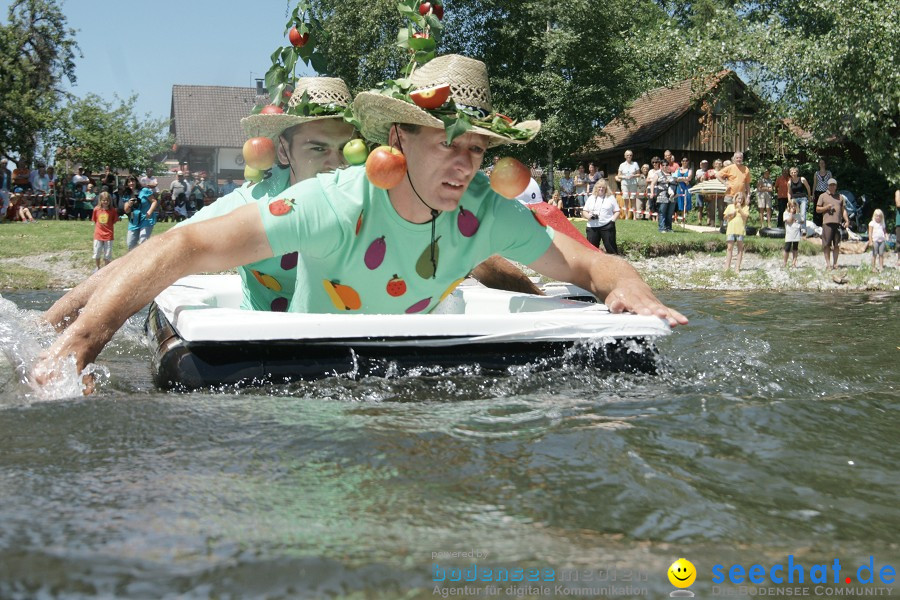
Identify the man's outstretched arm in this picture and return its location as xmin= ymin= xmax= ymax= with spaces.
xmin=44 ymin=259 xmax=126 ymax=332
xmin=32 ymin=203 xmax=274 ymax=384
xmin=470 ymin=255 xmax=542 ymax=295
xmin=528 ymin=233 xmax=688 ymax=327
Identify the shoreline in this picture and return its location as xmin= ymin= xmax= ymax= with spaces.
xmin=2 ymin=248 xmax=897 ymax=294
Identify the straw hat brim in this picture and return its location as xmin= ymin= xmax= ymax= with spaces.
xmin=241 ymin=113 xmax=345 ymax=140
xmin=353 ymin=92 xmax=540 ymax=148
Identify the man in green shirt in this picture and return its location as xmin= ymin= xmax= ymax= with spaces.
xmin=35 ymin=54 xmax=687 ymax=387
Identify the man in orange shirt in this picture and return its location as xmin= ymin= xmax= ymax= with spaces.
xmin=774 ymin=166 xmax=790 ymax=227
xmin=716 ymin=151 xmax=752 ymax=211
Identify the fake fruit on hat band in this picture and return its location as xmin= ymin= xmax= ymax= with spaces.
xmin=244 ymin=165 xmax=264 ymax=183
xmin=489 ymin=157 xmax=530 ymax=199
xmin=418 ymin=2 xmax=443 ymax=19
xmin=243 ymin=136 xmax=276 ymax=170
xmin=409 ymin=84 xmax=451 ymax=109
xmin=343 ymin=139 xmax=369 ymax=165
xmin=260 ymin=104 xmax=284 ymax=114
xmin=365 ymin=146 xmax=407 ymax=190
xmin=288 ymin=27 xmax=309 ymax=47
xmin=323 ymin=280 xmax=362 ymax=311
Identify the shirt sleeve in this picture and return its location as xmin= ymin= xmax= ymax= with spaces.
xmin=488 ymin=196 xmax=555 ymax=265
xmin=257 ymin=178 xmax=346 ymax=260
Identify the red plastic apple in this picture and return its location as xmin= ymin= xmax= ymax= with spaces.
xmin=260 ymin=104 xmax=284 ymax=115
xmin=410 ymin=84 xmax=451 ymax=109
xmin=412 ymin=32 xmax=429 ymax=40
xmin=490 ymin=157 xmax=531 ymax=199
xmin=288 ymin=27 xmax=309 ymax=47
xmin=243 ymin=137 xmax=276 ymax=170
xmin=365 ymin=146 xmax=407 ymax=189
xmin=419 ymin=2 xmax=443 ymax=19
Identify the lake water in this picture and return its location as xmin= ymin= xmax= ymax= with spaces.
xmin=0 ymin=290 xmax=897 ymax=599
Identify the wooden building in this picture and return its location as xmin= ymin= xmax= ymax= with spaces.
xmin=169 ymin=84 xmax=266 ymax=185
xmin=577 ymin=71 xmax=763 ymax=180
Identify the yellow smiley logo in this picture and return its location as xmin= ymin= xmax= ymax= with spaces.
xmin=668 ymin=558 xmax=697 ymax=588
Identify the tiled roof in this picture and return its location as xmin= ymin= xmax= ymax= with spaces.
xmin=588 ymin=72 xmax=734 ymax=153
xmin=170 ymin=85 xmax=261 ymax=148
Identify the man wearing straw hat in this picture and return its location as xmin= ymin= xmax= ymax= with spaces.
xmin=33 ymin=54 xmax=686 ymax=386
xmin=44 ymin=73 xmax=538 ymax=326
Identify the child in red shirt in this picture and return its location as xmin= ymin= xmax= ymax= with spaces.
xmin=91 ymin=192 xmax=118 ymax=269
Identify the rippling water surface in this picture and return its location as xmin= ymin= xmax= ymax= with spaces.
xmin=0 ymin=290 xmax=897 ymax=599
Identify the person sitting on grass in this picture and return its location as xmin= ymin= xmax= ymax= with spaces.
xmin=11 ymin=188 xmax=35 ymax=223
xmin=782 ymin=199 xmax=801 ymax=268
xmin=32 ymin=54 xmax=687 ymax=390
xmin=724 ymin=192 xmax=749 ymax=272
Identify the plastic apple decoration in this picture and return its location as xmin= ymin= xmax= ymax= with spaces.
xmin=244 ymin=165 xmax=264 ymax=183
xmin=489 ymin=157 xmax=531 ymax=198
xmin=412 ymin=32 xmax=429 ymax=39
xmin=410 ymin=84 xmax=451 ymax=109
xmin=242 ymin=137 xmax=276 ymax=170
xmin=260 ymin=104 xmax=284 ymax=115
xmin=419 ymin=2 xmax=443 ymax=19
xmin=365 ymin=146 xmax=407 ymax=189
xmin=343 ymin=139 xmax=369 ymax=165
xmin=288 ymin=27 xmax=309 ymax=47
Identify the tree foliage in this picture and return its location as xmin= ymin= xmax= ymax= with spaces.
xmin=53 ymin=94 xmax=172 ymax=175
xmin=0 ymin=0 xmax=78 ymax=165
xmin=667 ymin=0 xmax=900 ymax=187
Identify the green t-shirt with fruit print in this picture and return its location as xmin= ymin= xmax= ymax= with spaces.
xmin=177 ymin=165 xmax=296 ymax=312
xmin=258 ymin=165 xmax=555 ymax=314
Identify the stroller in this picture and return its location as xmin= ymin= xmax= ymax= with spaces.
xmin=840 ymin=190 xmax=867 ymax=233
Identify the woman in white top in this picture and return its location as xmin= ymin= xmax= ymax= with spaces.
xmin=581 ymin=178 xmax=620 ymax=254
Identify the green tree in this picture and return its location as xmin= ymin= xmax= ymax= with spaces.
xmin=671 ymin=0 xmax=900 ymax=187
xmin=0 ymin=0 xmax=78 ymax=165
xmin=53 ymin=94 xmax=172 ymax=174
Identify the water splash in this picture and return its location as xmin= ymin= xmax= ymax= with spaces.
xmin=0 ymin=295 xmax=108 ymax=403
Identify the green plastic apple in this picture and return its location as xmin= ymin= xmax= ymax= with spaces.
xmin=343 ymin=139 xmax=369 ymax=165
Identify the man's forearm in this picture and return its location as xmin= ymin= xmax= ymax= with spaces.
xmin=43 ymin=260 xmax=125 ymax=331
xmin=471 ymin=255 xmax=542 ymax=295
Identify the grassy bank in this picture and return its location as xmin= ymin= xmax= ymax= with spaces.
xmin=0 ymin=220 xmax=177 ymax=290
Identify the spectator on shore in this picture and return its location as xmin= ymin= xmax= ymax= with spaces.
xmin=694 ymin=159 xmax=708 ymax=225
xmin=787 ymin=167 xmax=812 ymax=237
xmin=158 ymin=190 xmax=175 ymax=222
xmin=756 ymin=167 xmax=774 ymax=228
xmin=0 ymin=158 xmax=10 ymax=218
xmin=814 ymin=178 xmax=849 ymax=270
xmin=139 ymin=168 xmax=158 ymax=193
xmin=91 ymin=191 xmax=118 ymax=270
xmin=724 ymin=192 xmax=749 ymax=272
xmin=782 ymin=199 xmax=801 ymax=268
xmin=811 ymin=158 xmax=832 ymax=228
xmin=706 ymin=159 xmax=724 ymax=227
xmin=72 ymin=167 xmax=89 ymax=199
xmin=663 ymin=150 xmax=678 ymax=174
xmin=716 ymin=152 xmax=751 ymax=210
xmin=173 ymin=193 xmax=188 ymax=221
xmin=895 ymin=189 xmax=900 ymax=266
xmin=170 ymin=171 xmax=190 ymax=206
xmin=586 ymin=163 xmax=601 ymax=196
xmin=582 ymin=178 xmax=619 ymax=254
xmin=221 ymin=177 xmax=237 ymax=196
xmin=636 ymin=163 xmax=650 ymax=220
xmin=547 ymin=190 xmax=563 ymax=210
xmin=11 ymin=188 xmax=35 ymax=222
xmin=101 ymin=166 xmax=117 ymax=191
xmin=29 ymin=163 xmax=50 ymax=198
xmin=124 ymin=188 xmax=158 ymax=250
xmin=616 ymin=150 xmax=640 ymax=221
xmin=774 ymin=166 xmax=790 ymax=228
xmin=649 ymin=156 xmax=674 ymax=233
xmin=539 ymin=173 xmax=552 ymax=201
xmin=484 ymin=155 xmax=499 ymax=175
xmin=558 ymin=169 xmax=576 ymax=216
xmin=573 ymin=165 xmax=587 ymax=206
xmin=867 ymin=209 xmax=887 ymax=272
xmin=674 ymin=157 xmax=692 ymax=214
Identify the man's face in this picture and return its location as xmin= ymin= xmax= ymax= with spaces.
xmin=563 ymin=170 xmax=570 ymax=178
xmin=279 ymin=119 xmax=356 ymax=185
xmin=397 ymin=125 xmax=488 ymax=212
xmin=733 ymin=153 xmax=744 ymax=165
xmin=664 ymin=150 xmax=673 ymax=162
xmin=624 ymin=151 xmax=633 ymax=161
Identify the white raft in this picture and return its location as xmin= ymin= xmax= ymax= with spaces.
xmin=145 ymin=274 xmax=670 ymax=389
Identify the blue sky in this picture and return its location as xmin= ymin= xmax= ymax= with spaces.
xmin=2 ymin=0 xmax=317 ymax=121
